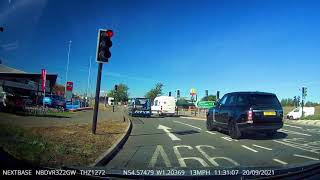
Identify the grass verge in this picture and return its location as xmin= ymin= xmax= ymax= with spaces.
xmin=0 ymin=121 xmax=127 ymax=167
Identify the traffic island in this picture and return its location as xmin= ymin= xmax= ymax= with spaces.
xmin=0 ymin=111 xmax=129 ymax=167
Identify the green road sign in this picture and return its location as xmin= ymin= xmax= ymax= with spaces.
xmin=197 ymin=101 xmax=215 ymax=109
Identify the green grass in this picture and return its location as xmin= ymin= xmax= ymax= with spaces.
xmin=0 ymin=124 xmax=53 ymax=165
xmin=301 ymin=115 xmax=320 ymax=120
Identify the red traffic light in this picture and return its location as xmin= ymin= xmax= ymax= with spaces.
xmin=106 ymin=30 xmax=114 ymax=37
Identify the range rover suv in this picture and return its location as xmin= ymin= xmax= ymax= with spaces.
xmin=206 ymin=92 xmax=283 ymax=139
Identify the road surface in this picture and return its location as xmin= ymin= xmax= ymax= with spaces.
xmin=104 ymin=116 xmax=320 ymax=173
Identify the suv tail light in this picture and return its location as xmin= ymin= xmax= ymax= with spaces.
xmin=247 ymin=109 xmax=253 ymax=123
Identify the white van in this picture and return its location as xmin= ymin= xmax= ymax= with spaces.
xmin=287 ymin=107 xmax=315 ymax=120
xmin=151 ymin=96 xmax=176 ymax=116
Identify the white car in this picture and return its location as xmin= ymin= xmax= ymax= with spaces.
xmin=287 ymin=107 xmax=315 ymax=120
xmin=151 ymin=96 xmax=176 ymax=116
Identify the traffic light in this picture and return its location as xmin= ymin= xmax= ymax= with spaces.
xmin=177 ymin=89 xmax=180 ymax=98
xmin=216 ymin=91 xmax=220 ymax=100
xmin=169 ymin=92 xmax=171 ymax=96
xmin=205 ymin=90 xmax=209 ymax=97
xmin=115 ymin=85 xmax=118 ymax=91
xmin=96 ymin=29 xmax=113 ymax=63
xmin=302 ymin=87 xmax=307 ymax=98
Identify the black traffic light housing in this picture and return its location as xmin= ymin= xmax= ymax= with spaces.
xmin=115 ymin=85 xmax=118 ymax=91
xmin=97 ymin=29 xmax=113 ymax=63
xmin=177 ymin=89 xmax=180 ymax=98
xmin=169 ymin=92 xmax=171 ymax=96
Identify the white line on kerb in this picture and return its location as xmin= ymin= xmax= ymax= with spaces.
xmin=252 ymin=144 xmax=272 ymax=151
xmin=273 ymin=159 xmax=288 ymax=165
xmin=206 ymin=131 xmax=216 ymax=135
xmin=241 ymin=145 xmax=258 ymax=152
xmin=173 ymin=121 xmax=202 ymax=130
xmin=284 ymin=124 xmax=303 ymax=129
xmin=293 ymin=154 xmax=320 ymax=161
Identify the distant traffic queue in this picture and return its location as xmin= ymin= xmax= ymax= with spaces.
xmin=128 ymin=98 xmax=152 ymax=117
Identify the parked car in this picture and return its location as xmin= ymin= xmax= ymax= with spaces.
xmin=151 ymin=96 xmax=176 ymax=116
xmin=206 ymin=92 xmax=283 ymax=139
xmin=287 ymin=107 xmax=315 ymax=120
xmin=51 ymin=95 xmax=66 ymax=109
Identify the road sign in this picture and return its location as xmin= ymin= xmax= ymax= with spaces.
xmin=197 ymin=101 xmax=215 ymax=109
xmin=190 ymin=88 xmax=197 ymax=95
xmin=66 ymin=82 xmax=73 ymax=91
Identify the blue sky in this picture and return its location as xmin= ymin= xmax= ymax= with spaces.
xmin=1 ymin=0 xmax=320 ymax=102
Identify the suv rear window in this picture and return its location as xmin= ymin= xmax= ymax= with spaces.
xmin=250 ymin=94 xmax=281 ymax=108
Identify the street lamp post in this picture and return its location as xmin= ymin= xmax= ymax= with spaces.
xmin=65 ymin=40 xmax=72 ymax=97
xmin=86 ymin=56 xmax=92 ymax=97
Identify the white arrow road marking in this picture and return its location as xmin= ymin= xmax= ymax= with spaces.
xmin=273 ymin=159 xmax=288 ymax=165
xmin=279 ymin=129 xmax=311 ymax=136
xmin=158 ymin=124 xmax=181 ymax=141
xmin=284 ymin=124 xmax=303 ymax=129
xmin=293 ymin=154 xmax=320 ymax=161
xmin=252 ymin=144 xmax=272 ymax=151
xmin=173 ymin=121 xmax=202 ymax=130
xmin=241 ymin=145 xmax=258 ymax=152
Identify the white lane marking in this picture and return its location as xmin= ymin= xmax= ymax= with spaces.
xmin=157 ymin=124 xmax=181 ymax=141
xmin=173 ymin=121 xmax=202 ymax=130
xmin=273 ymin=140 xmax=320 ymax=154
xmin=273 ymin=159 xmax=288 ymax=165
xmin=293 ymin=154 xmax=320 ymax=161
xmin=252 ymin=144 xmax=272 ymax=151
xmin=149 ymin=145 xmax=172 ymax=167
xmin=196 ymin=145 xmax=240 ymax=167
xmin=206 ymin=131 xmax=216 ymax=135
xmin=284 ymin=124 xmax=303 ymax=129
xmin=241 ymin=145 xmax=258 ymax=152
xmin=279 ymin=129 xmax=311 ymax=136
xmin=173 ymin=145 xmax=209 ymax=167
xmin=221 ymin=136 xmax=232 ymax=142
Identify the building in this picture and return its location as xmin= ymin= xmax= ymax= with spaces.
xmin=0 ymin=63 xmax=57 ymax=104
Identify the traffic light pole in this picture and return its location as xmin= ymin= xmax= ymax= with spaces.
xmin=92 ymin=63 xmax=103 ymax=134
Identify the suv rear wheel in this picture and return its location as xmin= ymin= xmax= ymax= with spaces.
xmin=229 ymin=120 xmax=241 ymax=139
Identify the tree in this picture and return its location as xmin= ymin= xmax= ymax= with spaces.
xmin=107 ymin=83 xmax=129 ymax=102
xmin=201 ymin=95 xmax=217 ymax=101
xmin=145 ymin=83 xmax=164 ymax=100
xmin=52 ymin=84 xmax=65 ymax=95
xmin=281 ymin=98 xmax=295 ymax=106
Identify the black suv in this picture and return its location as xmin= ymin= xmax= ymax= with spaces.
xmin=206 ymin=92 xmax=283 ymax=139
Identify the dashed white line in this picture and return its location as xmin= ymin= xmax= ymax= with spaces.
xmin=284 ymin=124 xmax=303 ymax=129
xmin=273 ymin=159 xmax=288 ymax=165
xmin=206 ymin=131 xmax=216 ymax=135
xmin=293 ymin=154 xmax=320 ymax=161
xmin=241 ymin=145 xmax=258 ymax=152
xmin=252 ymin=144 xmax=272 ymax=151
xmin=173 ymin=121 xmax=202 ymax=130
xmin=221 ymin=137 xmax=232 ymax=142
xmin=279 ymin=129 xmax=311 ymax=136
